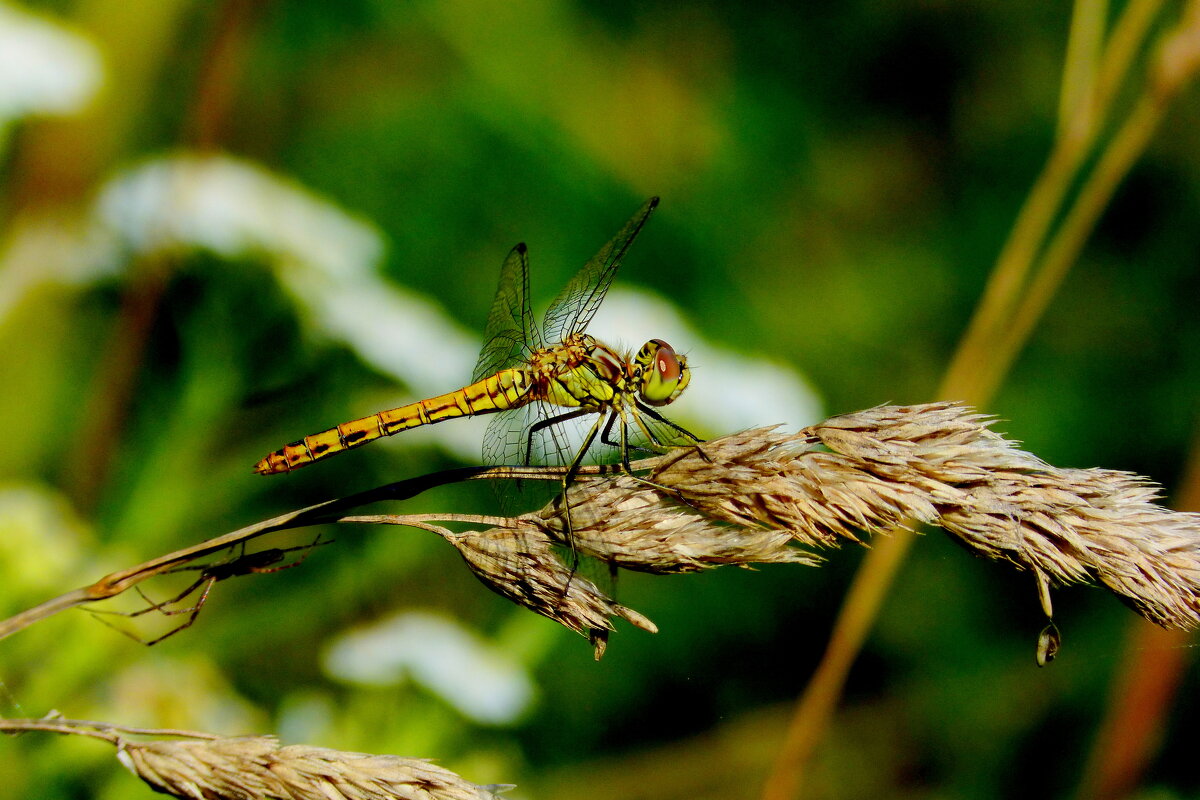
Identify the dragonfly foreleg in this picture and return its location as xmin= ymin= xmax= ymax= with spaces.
xmin=615 ymin=407 xmax=713 ymax=508
xmin=633 ymin=400 xmax=704 ymax=445
xmin=597 ymin=410 xmax=643 ymax=472
xmin=523 ymin=407 xmax=594 ymax=466
xmin=634 ymin=400 xmax=711 ymax=463
xmin=560 ymin=411 xmax=605 ymax=516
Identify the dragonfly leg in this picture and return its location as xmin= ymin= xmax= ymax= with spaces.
xmin=559 ymin=412 xmax=605 ymax=530
xmin=599 ymin=411 xmax=622 ymax=456
xmin=600 ymin=412 xmax=654 ymax=459
xmin=634 ymin=401 xmax=704 ymax=444
xmin=634 ymin=400 xmax=711 ymax=462
xmin=523 ymin=407 xmax=594 ymax=466
xmin=521 ymin=406 xmax=605 ymax=568
xmin=614 ymin=408 xmax=712 ymax=510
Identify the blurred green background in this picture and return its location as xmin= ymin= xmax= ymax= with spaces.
xmin=2 ymin=1 xmax=1199 ymax=798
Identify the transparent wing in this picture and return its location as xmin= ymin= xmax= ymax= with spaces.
xmin=480 ymin=401 xmax=620 ymax=604
xmin=482 ymin=403 xmax=595 ymax=516
xmin=472 ymin=242 xmax=541 ymax=383
xmin=481 ymin=398 xmax=697 ymax=521
xmin=481 ymin=392 xmax=608 ymax=471
xmin=482 ymin=405 xmax=542 ymax=470
xmin=541 ymin=197 xmax=659 ymax=344
xmin=481 ymin=367 xmax=609 ymax=516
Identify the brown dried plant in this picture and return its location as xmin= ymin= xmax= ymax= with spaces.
xmin=121 ymin=736 xmax=511 ymax=800
xmin=653 ymin=402 xmax=1200 ymax=629
xmin=0 ymin=719 xmax=511 ymax=800
xmin=6 ymin=403 xmax=1200 ymax=796
xmin=358 ymin=402 xmax=1200 ymax=657
xmin=4 ymin=402 xmax=1199 ymax=657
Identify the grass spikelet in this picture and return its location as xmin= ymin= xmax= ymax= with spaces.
xmin=116 ymin=735 xmax=512 ymax=800
xmin=534 ymin=474 xmax=821 ymax=573
xmin=437 ymin=524 xmax=656 ymax=659
xmin=639 ymin=402 xmax=1200 ymax=629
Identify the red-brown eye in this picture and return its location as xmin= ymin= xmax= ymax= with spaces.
xmin=637 ymin=339 xmax=688 ymax=406
xmin=655 ymin=343 xmax=681 ymax=382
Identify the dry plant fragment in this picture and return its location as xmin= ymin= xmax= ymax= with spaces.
xmin=421 ymin=469 xmax=820 ymax=656
xmin=6 ymin=401 xmax=1193 ymax=655
xmin=446 ymin=401 xmax=1200 ymax=642
xmin=532 ymin=474 xmax=821 ymax=573
xmin=648 ymin=422 xmax=945 ymax=547
xmin=119 ymin=735 xmax=512 ymax=800
xmin=436 ymin=523 xmax=656 ymax=659
xmin=638 ymin=402 xmax=1200 ymax=629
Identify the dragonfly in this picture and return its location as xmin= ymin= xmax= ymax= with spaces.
xmin=254 ymin=197 xmax=700 ymax=497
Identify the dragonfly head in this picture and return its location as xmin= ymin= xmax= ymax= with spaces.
xmin=635 ymin=339 xmax=690 ymax=406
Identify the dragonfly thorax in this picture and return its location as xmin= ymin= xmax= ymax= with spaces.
xmin=526 ymin=333 xmax=689 ymax=412
xmin=573 ymin=334 xmax=689 ymax=408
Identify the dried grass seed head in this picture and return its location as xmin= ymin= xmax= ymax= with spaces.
xmin=532 ymin=474 xmax=821 ymax=573
xmin=437 ymin=524 xmax=655 ymax=658
xmin=119 ymin=735 xmax=511 ymax=800
xmin=645 ymin=402 xmax=1200 ymax=630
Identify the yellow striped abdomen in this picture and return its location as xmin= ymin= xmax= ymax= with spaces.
xmin=254 ymin=368 xmax=531 ymax=474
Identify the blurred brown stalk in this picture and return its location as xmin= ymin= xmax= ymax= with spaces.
xmin=764 ymin=1 xmax=1200 ymax=798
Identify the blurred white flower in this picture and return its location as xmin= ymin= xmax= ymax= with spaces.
xmin=95 ymin=152 xmax=485 ymax=456
xmin=97 ymin=154 xmax=384 ymax=279
xmin=0 ymin=3 xmax=101 ymax=124
xmin=6 ymin=148 xmax=821 ymax=462
xmin=322 ymin=611 xmax=535 ymax=725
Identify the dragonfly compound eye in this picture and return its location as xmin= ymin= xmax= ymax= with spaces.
xmin=637 ymin=339 xmax=690 ymax=406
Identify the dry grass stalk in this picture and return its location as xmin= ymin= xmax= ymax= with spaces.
xmin=118 ymin=735 xmax=512 ymax=800
xmin=430 ymin=456 xmax=823 ymax=657
xmin=432 ymin=401 xmax=1200 ymax=649
xmin=634 ymin=402 xmax=1200 ymax=629
xmin=532 ymin=475 xmax=822 ymax=573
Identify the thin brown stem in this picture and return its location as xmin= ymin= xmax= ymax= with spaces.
xmin=338 ymin=513 xmax=515 ymax=529
xmin=0 ymin=718 xmax=219 ymax=743
xmin=763 ymin=3 xmax=1186 ymax=797
xmin=981 ymin=92 xmax=1166 ymax=399
xmin=0 ymin=720 xmax=120 ymax=744
xmin=0 ymin=461 xmax=635 ymax=642
xmin=1059 ymin=0 xmax=1107 ymax=143
xmin=61 ymin=1 xmax=263 ymax=509
xmin=761 ymin=530 xmax=916 ymax=800
xmin=939 ymin=0 xmax=1167 ymax=404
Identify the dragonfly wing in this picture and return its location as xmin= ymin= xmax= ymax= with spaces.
xmin=473 ymin=242 xmax=541 ymax=383
xmin=482 ymin=401 xmax=602 ymax=471
xmin=482 ymin=406 xmax=532 ymax=470
xmin=541 ymin=197 xmax=659 ymax=344
xmin=483 ymin=403 xmax=569 ymax=516
xmin=483 ymin=401 xmax=619 ymax=605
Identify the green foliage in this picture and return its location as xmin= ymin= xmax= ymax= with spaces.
xmin=3 ymin=1 xmax=1200 ymax=798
